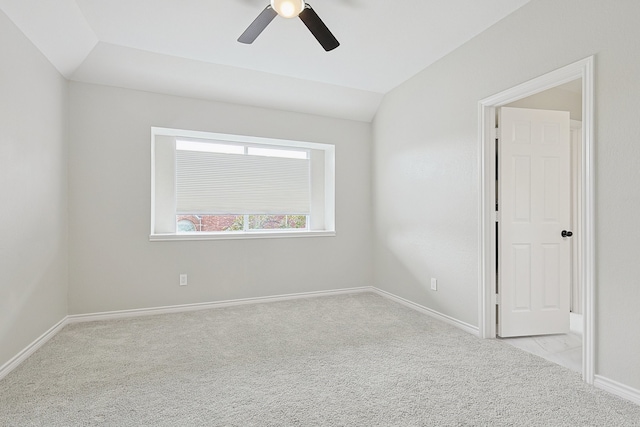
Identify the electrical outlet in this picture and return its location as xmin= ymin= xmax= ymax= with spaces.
xmin=179 ymin=274 xmax=188 ymax=286
xmin=431 ymin=278 xmax=437 ymax=291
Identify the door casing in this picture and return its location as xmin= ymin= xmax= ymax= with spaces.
xmin=477 ymin=56 xmax=595 ymax=384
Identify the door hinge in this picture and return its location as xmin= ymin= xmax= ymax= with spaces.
xmin=494 ymin=211 xmax=500 ymax=222
xmin=493 ymin=126 xmax=500 ymax=140
xmin=493 ymin=293 xmax=500 ymax=306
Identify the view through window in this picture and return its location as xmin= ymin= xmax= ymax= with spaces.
xmin=175 ymin=214 xmax=308 ymax=233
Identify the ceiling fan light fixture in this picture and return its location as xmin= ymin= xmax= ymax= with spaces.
xmin=239 ymin=1 xmax=339 ymax=51
xmin=270 ymin=0 xmax=305 ymax=18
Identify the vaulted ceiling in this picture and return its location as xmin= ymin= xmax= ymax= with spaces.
xmin=0 ymin=0 xmax=530 ymax=121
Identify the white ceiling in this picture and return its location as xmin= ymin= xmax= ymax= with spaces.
xmin=1 ymin=0 xmax=530 ymax=121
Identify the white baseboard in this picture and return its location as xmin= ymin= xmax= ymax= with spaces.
xmin=370 ymin=287 xmax=480 ymax=337
xmin=570 ymin=312 xmax=583 ymax=336
xmin=0 ymin=287 xmax=371 ymax=381
xmin=6 ymin=286 xmax=593 ymax=387
xmin=594 ymin=375 xmax=640 ymax=405
xmin=67 ymin=286 xmax=373 ymax=323
xmin=0 ymin=316 xmax=68 ymax=381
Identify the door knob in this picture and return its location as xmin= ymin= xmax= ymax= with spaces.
xmin=561 ymin=230 xmax=573 ymax=238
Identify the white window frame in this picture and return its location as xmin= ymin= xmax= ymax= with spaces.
xmin=150 ymin=127 xmax=336 ymax=241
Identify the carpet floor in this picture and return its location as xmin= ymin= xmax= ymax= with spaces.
xmin=1 ymin=292 xmax=639 ymax=426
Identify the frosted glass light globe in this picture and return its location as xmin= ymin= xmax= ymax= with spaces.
xmin=270 ymin=0 xmax=305 ymax=18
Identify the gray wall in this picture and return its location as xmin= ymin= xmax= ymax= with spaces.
xmin=373 ymin=0 xmax=640 ymax=389
xmin=68 ymin=82 xmax=372 ymax=314
xmin=0 ymin=10 xmax=69 ymax=369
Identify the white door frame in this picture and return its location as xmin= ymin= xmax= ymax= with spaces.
xmin=477 ymin=56 xmax=595 ymax=384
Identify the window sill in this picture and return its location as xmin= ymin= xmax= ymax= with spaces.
xmin=149 ymin=230 xmax=336 ymax=242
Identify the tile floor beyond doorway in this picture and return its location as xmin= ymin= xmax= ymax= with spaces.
xmin=499 ymin=333 xmax=582 ymax=373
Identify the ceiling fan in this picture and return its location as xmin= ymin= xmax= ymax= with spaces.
xmin=238 ymin=0 xmax=340 ymax=51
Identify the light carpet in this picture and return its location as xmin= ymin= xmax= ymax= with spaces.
xmin=1 ymin=292 xmax=639 ymax=426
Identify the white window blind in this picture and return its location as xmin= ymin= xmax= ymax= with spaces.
xmin=176 ymin=149 xmax=310 ymax=215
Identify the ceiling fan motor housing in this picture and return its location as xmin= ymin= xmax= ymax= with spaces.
xmin=271 ymin=0 xmax=305 ymax=18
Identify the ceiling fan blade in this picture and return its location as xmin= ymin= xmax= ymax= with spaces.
xmin=299 ymin=4 xmax=340 ymax=52
xmin=238 ymin=6 xmax=278 ymax=44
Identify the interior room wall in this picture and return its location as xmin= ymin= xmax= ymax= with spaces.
xmin=0 ymin=10 xmax=69 ymax=369
xmin=68 ymin=82 xmax=372 ymax=315
xmin=372 ymin=0 xmax=640 ymax=390
xmin=506 ymin=83 xmax=582 ymax=120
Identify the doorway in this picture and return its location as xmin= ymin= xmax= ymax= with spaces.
xmin=478 ymin=57 xmax=595 ymax=384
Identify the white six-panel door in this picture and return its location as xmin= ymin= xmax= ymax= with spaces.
xmin=498 ymin=107 xmax=571 ymax=337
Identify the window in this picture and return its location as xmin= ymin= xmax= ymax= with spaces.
xmin=151 ymin=128 xmax=335 ymax=240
